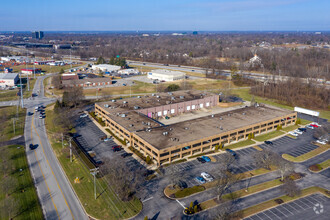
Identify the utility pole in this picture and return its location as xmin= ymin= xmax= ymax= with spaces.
xmin=13 ymin=118 xmax=16 ymax=135
xmin=62 ymin=133 xmax=64 ymax=148
xmin=19 ymin=73 xmax=24 ymax=108
xmin=70 ymin=49 xmax=72 ymax=69
xmin=90 ymin=168 xmax=99 ymax=200
xmin=26 ymin=51 xmax=30 ymax=91
xmin=69 ymin=137 xmax=73 ymax=162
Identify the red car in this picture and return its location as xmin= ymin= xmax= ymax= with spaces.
xmin=112 ymin=145 xmax=122 ymax=152
xmin=311 ymin=124 xmax=318 ymax=128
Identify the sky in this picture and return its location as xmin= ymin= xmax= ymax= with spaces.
xmin=1 ymin=0 xmax=329 ymax=31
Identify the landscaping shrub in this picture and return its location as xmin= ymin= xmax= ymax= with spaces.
xmin=295 ymin=118 xmax=301 ymax=125
xmin=105 ymin=128 xmax=126 ymax=146
xmin=174 ymin=185 xmax=205 ymax=198
xmin=309 ymin=164 xmax=322 ymax=171
xmin=128 ymin=146 xmax=153 ymax=164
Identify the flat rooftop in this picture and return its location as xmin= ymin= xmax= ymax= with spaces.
xmin=97 ymin=90 xmax=216 ymax=113
xmin=0 ymin=73 xmax=18 ymax=80
xmin=134 ymin=105 xmax=294 ymax=150
xmin=150 ymin=69 xmax=185 ymax=76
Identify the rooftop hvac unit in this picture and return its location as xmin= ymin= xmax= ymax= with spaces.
xmin=123 ymin=101 xmax=128 ymax=104
xmin=129 ymin=124 xmax=134 ymax=127
xmin=147 ymin=122 xmax=151 ymax=125
xmin=242 ymin=112 xmax=246 ymax=115
xmin=184 ymin=127 xmax=189 ymax=130
xmin=171 ymin=96 xmax=175 ymax=100
xmin=220 ymin=117 xmax=223 ymax=120
xmin=104 ymin=104 xmax=109 ymax=108
xmin=168 ymin=92 xmax=173 ymax=95
xmin=211 ymin=114 xmax=214 ymax=117
xmin=163 ymin=131 xmax=168 ymax=136
xmin=169 ymin=128 xmax=173 ymax=131
xmin=156 ymin=95 xmax=160 ymax=98
xmin=220 ymin=126 xmax=223 ymax=130
xmin=152 ymin=93 xmax=155 ymax=96
xmin=180 ymin=96 xmax=185 ymax=99
xmin=121 ymin=114 xmax=126 ymax=118
xmin=111 ymin=99 xmax=116 ymax=102
xmin=137 ymin=96 xmax=141 ymax=98
xmin=134 ymin=106 xmax=140 ymax=110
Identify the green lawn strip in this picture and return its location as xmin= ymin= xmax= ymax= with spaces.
xmin=45 ymin=106 xmax=142 ymax=219
xmin=224 ymin=139 xmax=256 ymax=150
xmin=165 ymin=166 xmax=277 ymax=199
xmin=0 ymin=78 xmax=37 ymax=102
xmin=0 ymin=145 xmax=44 ymax=220
xmin=320 ymin=111 xmax=330 ymax=121
xmin=188 ymin=151 xmax=215 ymax=159
xmin=238 ymin=187 xmax=330 ymax=218
xmin=253 ymin=130 xmax=285 ymax=142
xmin=200 ymin=178 xmax=283 ymax=211
xmin=282 ymin=144 xmax=329 ymax=162
xmin=11 ymin=64 xmax=82 ymax=74
xmin=0 ymin=106 xmax=26 ymax=141
xmin=319 ymin=159 xmax=330 ymax=170
xmin=299 ymin=118 xmax=312 ymax=125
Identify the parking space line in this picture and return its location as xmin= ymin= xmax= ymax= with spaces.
xmin=286 ymin=202 xmax=300 ymax=212
xmin=294 ymin=200 xmax=309 ymax=208
xmin=251 ymin=214 xmax=263 ymax=220
xmin=267 ymin=209 xmax=282 ymax=219
xmin=299 ymin=197 xmax=315 ymax=206
xmin=306 ymin=196 xmax=319 ymax=204
xmin=291 ymin=201 xmax=305 ymax=210
xmin=314 ymin=195 xmax=327 ymax=202
xmin=256 ymin=212 xmax=271 ymax=220
xmin=261 ymin=211 xmax=275 ymax=220
xmin=275 ymin=207 xmax=289 ymax=218
xmin=280 ymin=205 xmax=294 ymax=215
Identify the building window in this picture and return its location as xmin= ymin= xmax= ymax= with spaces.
xmin=192 ymin=105 xmax=196 ymax=110
xmin=171 ymin=149 xmax=180 ymax=154
xmin=171 ymin=109 xmax=175 ymax=114
xmin=192 ymin=143 xmax=201 ymax=148
xmin=200 ymin=103 xmax=204 ymax=108
xmin=163 ymin=110 xmax=167 ymax=115
xmin=160 ymin=152 xmax=169 ymax=157
xmin=158 ymin=111 xmax=162 ymax=116
xmin=187 ymin=106 xmax=191 ymax=111
xmin=206 ymin=102 xmax=210 ymax=107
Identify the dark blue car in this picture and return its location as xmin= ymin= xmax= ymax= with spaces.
xmin=225 ymin=148 xmax=237 ymax=157
xmin=201 ymin=156 xmax=211 ymax=162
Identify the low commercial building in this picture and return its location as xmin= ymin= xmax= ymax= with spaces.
xmin=62 ymin=77 xmax=113 ymax=88
xmin=118 ymin=69 xmax=139 ymax=75
xmin=91 ymin=64 xmax=121 ymax=73
xmin=95 ymin=91 xmax=297 ymax=165
xmin=61 ymin=73 xmax=79 ymax=81
xmin=0 ymin=73 xmax=19 ymax=87
xmin=147 ymin=69 xmax=185 ymax=81
xmin=21 ymin=68 xmax=42 ymax=75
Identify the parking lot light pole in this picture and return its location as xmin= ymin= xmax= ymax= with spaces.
xmin=68 ymin=137 xmax=74 ymax=162
xmin=245 ymin=173 xmax=253 ymax=192
xmin=90 ymin=168 xmax=99 ymax=200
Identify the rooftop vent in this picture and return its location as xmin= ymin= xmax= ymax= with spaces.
xmin=171 ymin=96 xmax=175 ymax=100
xmin=184 ymin=127 xmax=189 ymax=130
xmin=137 ymin=96 xmax=141 ymax=98
xmin=220 ymin=117 xmax=223 ymax=120
xmin=220 ymin=126 xmax=223 ymax=130
xmin=180 ymin=96 xmax=185 ymax=99
xmin=242 ymin=112 xmax=246 ymax=115
xmin=157 ymin=100 xmax=160 ymax=102
xmin=123 ymin=101 xmax=128 ymax=104
xmin=121 ymin=114 xmax=126 ymax=118
xmin=104 ymin=104 xmax=109 ymax=108
xmin=156 ymin=95 xmax=160 ymax=98
xmin=146 ymin=128 xmax=152 ymax=132
xmin=163 ymin=131 xmax=168 ymax=136
xmin=211 ymin=114 xmax=214 ymax=118
xmin=152 ymin=93 xmax=155 ymax=96
xmin=111 ymin=99 xmax=116 ymax=102
xmin=134 ymin=106 xmax=140 ymax=110
xmin=169 ymin=128 xmax=173 ymax=131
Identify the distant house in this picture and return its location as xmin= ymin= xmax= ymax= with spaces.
xmin=61 ymin=73 xmax=79 ymax=81
xmin=0 ymin=73 xmax=19 ymax=87
xmin=248 ymin=54 xmax=262 ymax=67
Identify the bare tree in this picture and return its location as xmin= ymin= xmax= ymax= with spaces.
xmin=253 ymin=149 xmax=277 ymax=170
xmin=51 ymin=74 xmax=62 ymax=89
xmin=214 ymin=170 xmax=240 ymax=201
xmin=280 ymin=178 xmax=301 ymax=197
xmin=62 ymin=86 xmax=85 ymax=107
xmin=211 ymin=199 xmax=241 ymax=220
xmin=272 ymin=154 xmax=294 ymax=181
xmin=100 ymin=157 xmax=145 ymax=201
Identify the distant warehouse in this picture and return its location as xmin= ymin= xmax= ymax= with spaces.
xmin=0 ymin=73 xmax=19 ymax=88
xmin=147 ymin=69 xmax=185 ymax=82
xmin=95 ymin=91 xmax=297 ymax=165
xmin=91 ymin=64 xmax=121 ymax=73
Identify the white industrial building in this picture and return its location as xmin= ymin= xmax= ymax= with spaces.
xmin=1 ymin=56 xmax=31 ymax=63
xmin=91 ymin=64 xmax=121 ymax=73
xmin=118 ymin=69 xmax=139 ymax=75
xmin=0 ymin=73 xmax=19 ymax=88
xmin=147 ymin=69 xmax=185 ymax=82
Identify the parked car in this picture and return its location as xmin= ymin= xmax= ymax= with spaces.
xmin=39 ymin=116 xmax=44 ymax=119
xmin=311 ymin=122 xmax=321 ymax=127
xmin=28 ymin=112 xmax=33 ymax=116
xmin=310 ymin=124 xmax=319 ymax=128
xmin=177 ymin=180 xmax=188 ymax=189
xmin=195 ymin=176 xmax=206 ymax=184
xmin=197 ymin=157 xmax=206 ymax=163
xmin=294 ymin=129 xmax=303 ymax=135
xmin=316 ymin=140 xmax=326 ymax=145
xmin=104 ymin=138 xmax=112 ymax=142
xmin=144 ymin=169 xmax=155 ymax=177
xmin=112 ymin=145 xmax=122 ymax=152
xmin=201 ymin=172 xmax=214 ymax=182
xmin=288 ymin=131 xmax=299 ymax=137
xmin=201 ymin=156 xmax=211 ymax=162
xmin=264 ymin=141 xmax=273 ymax=145
xmin=80 ymin=114 xmax=88 ymax=118
xmin=298 ymin=128 xmax=307 ymax=132
xmin=121 ymin=152 xmax=133 ymax=158
xmin=306 ymin=125 xmax=314 ymax=129
xmin=225 ymin=149 xmax=237 ymax=157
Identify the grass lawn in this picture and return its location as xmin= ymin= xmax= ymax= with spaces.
xmin=45 ymin=105 xmax=142 ymax=219
xmin=0 ymin=106 xmax=26 ymax=141
xmin=232 ymin=88 xmax=330 ymax=121
xmin=0 ymin=78 xmax=37 ymax=102
xmin=239 ymin=187 xmax=330 ymax=218
xmin=319 ymin=159 xmax=330 ymax=170
xmin=224 ymin=139 xmax=256 ymax=150
xmin=254 ymin=130 xmax=285 ymax=142
xmin=282 ymin=144 xmax=330 ymax=162
xmin=282 ymin=125 xmax=299 ymax=132
xmin=0 ymin=145 xmax=44 ymax=220
xmin=11 ymin=64 xmax=82 ymax=74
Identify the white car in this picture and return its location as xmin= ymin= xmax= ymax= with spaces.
xmin=80 ymin=114 xmax=88 ymax=118
xmin=289 ymin=131 xmax=299 ymax=137
xmin=316 ymin=140 xmax=326 ymax=145
xmin=201 ymin=172 xmax=214 ymax=182
xmin=294 ymin=129 xmax=303 ymax=135
xmin=104 ymin=138 xmax=112 ymax=142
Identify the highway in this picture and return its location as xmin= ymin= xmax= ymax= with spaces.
xmin=23 ymin=75 xmax=87 ymax=220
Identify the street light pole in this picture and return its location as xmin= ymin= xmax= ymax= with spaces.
xmin=68 ymin=137 xmax=74 ymax=162
xmin=90 ymin=168 xmax=99 ymax=200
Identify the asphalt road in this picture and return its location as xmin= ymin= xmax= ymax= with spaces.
xmin=24 ymin=76 xmax=87 ymax=220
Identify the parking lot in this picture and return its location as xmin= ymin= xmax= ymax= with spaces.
xmin=244 ymin=193 xmax=329 ymax=220
xmin=74 ymin=116 xmax=143 ymax=170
